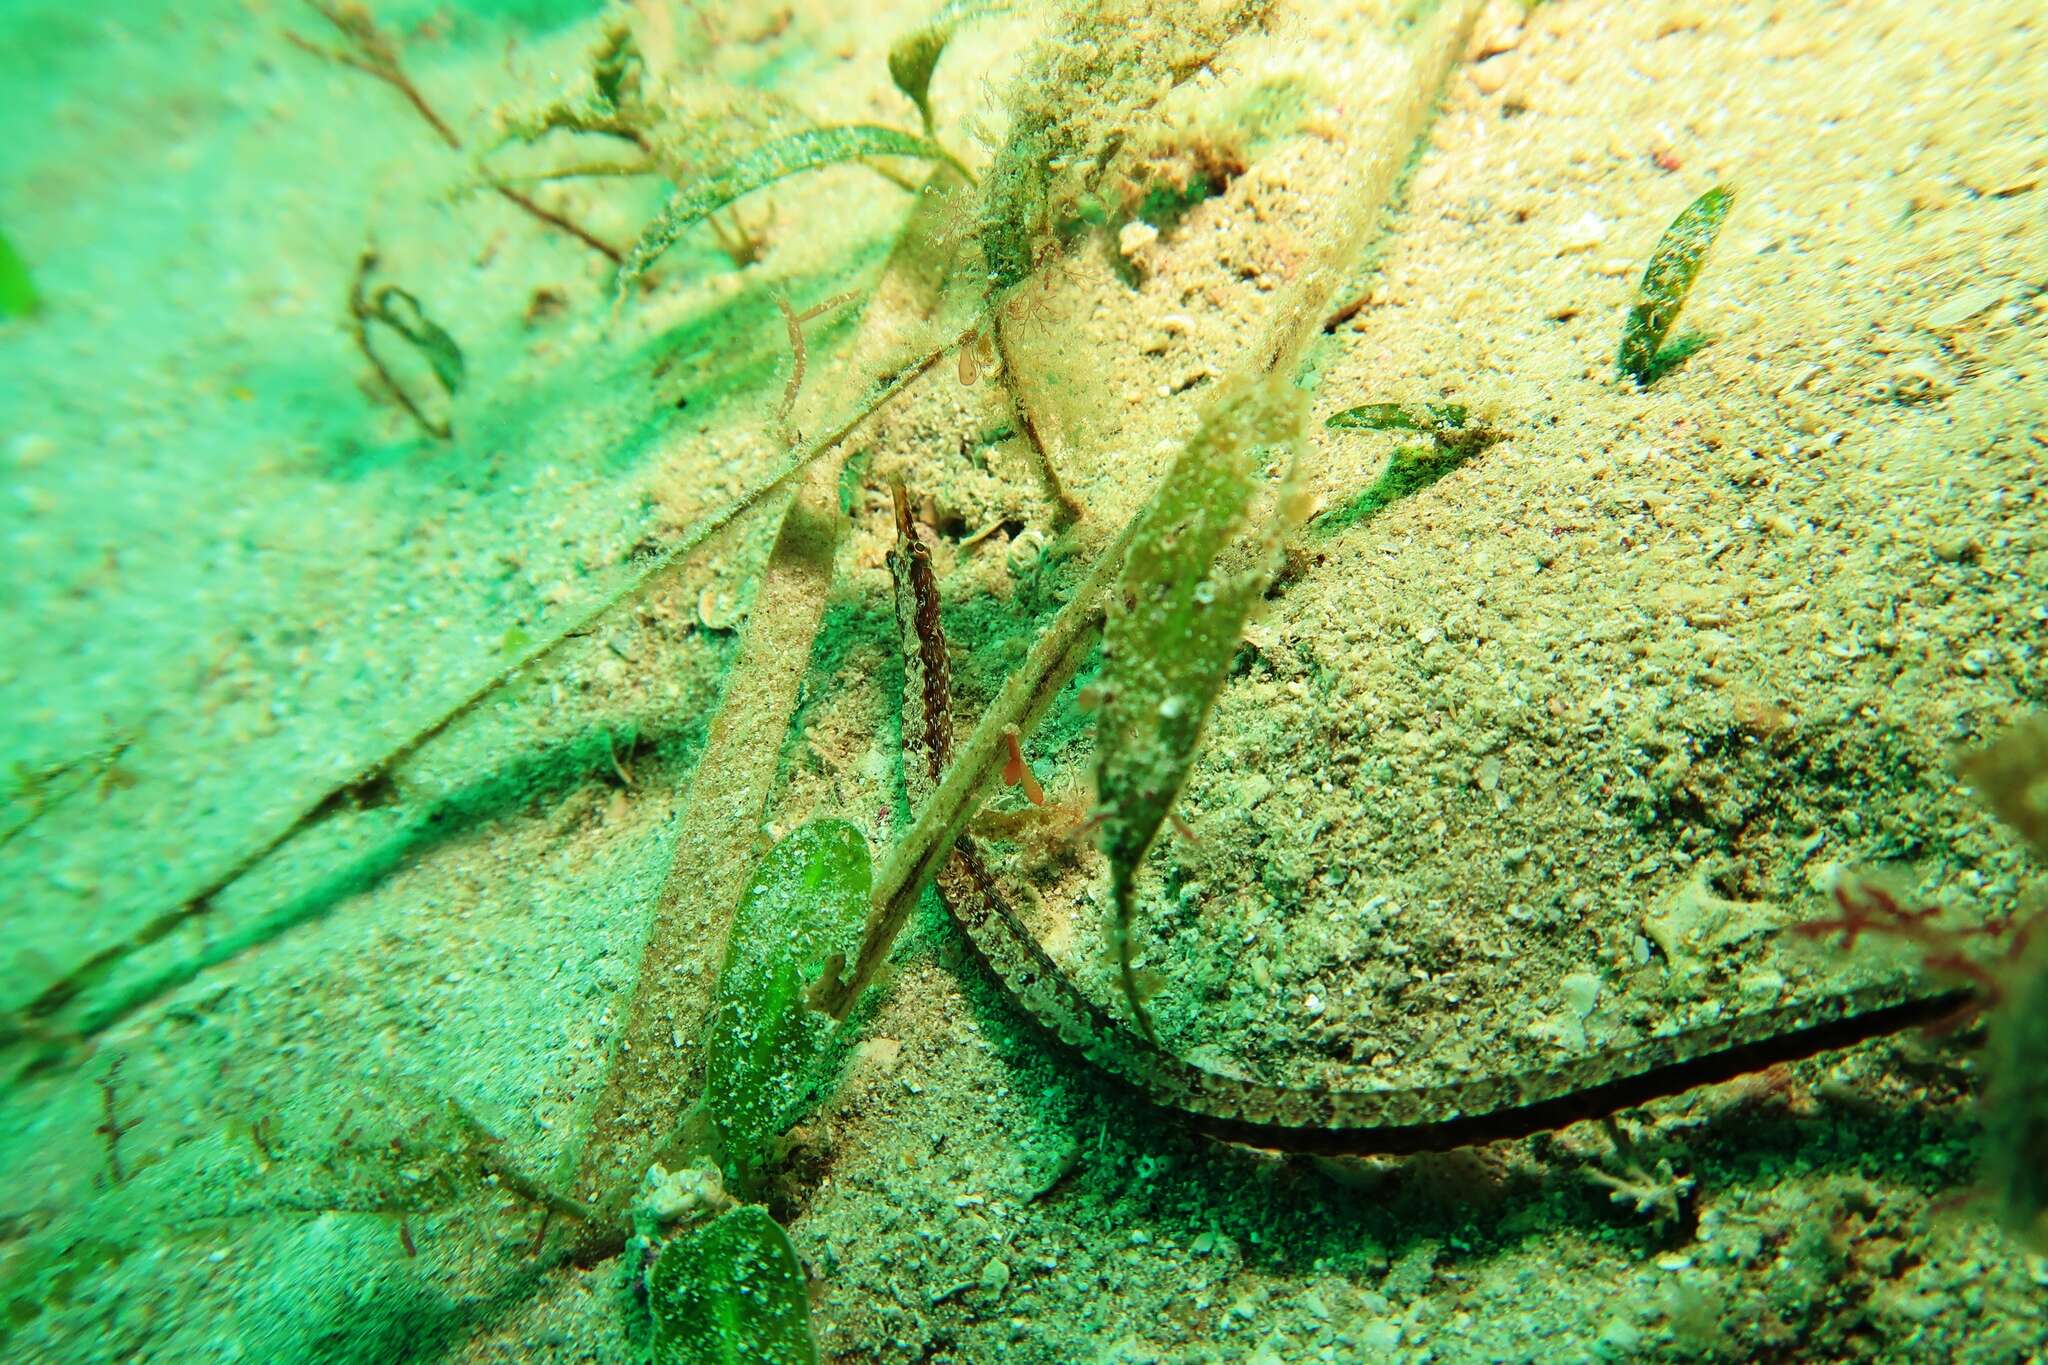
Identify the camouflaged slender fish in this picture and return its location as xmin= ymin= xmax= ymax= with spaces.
xmin=888 ymin=492 xmax=1967 ymax=1155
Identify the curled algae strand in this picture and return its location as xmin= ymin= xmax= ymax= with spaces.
xmin=1616 ymin=184 xmax=1734 ymax=387
xmin=362 ymin=286 xmax=465 ymax=398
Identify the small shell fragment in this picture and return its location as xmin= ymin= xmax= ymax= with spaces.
xmin=1923 ymin=285 xmax=2001 ymax=332
xmin=1559 ymin=211 xmax=1609 ymax=253
xmin=698 ymin=585 xmax=744 ymax=631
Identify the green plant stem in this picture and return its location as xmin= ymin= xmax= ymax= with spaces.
xmin=819 ymin=506 xmax=1140 ymax=1021
xmin=571 ymin=459 xmax=845 ymax=1214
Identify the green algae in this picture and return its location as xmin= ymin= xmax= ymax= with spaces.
xmin=702 ymin=820 xmax=870 ymax=1184
xmin=1986 ymin=929 xmax=2048 ymax=1253
xmin=648 ymin=1206 xmax=816 ymax=1365
xmin=625 ymin=821 xmax=864 ymax=1359
xmin=1095 ymin=372 xmax=1306 ymax=1037
xmin=0 ymin=1239 xmax=126 ymax=1350
xmin=0 ymin=230 xmax=35 ymax=318
xmin=1964 ymin=720 xmax=2048 ymax=1251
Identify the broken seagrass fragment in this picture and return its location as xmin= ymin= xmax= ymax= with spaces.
xmin=889 ymin=0 xmax=1018 ymax=134
xmin=1323 ymin=401 xmax=1467 ymax=433
xmin=1616 ymin=184 xmax=1734 ymax=387
xmin=1316 ymin=396 xmax=1503 ymax=536
xmin=1096 ymin=372 xmax=1307 ymax=1037
xmin=702 ymin=819 xmax=871 ymax=1183
xmin=648 ymin=1205 xmax=817 ymax=1365
xmin=615 ymin=125 xmax=968 ymax=301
